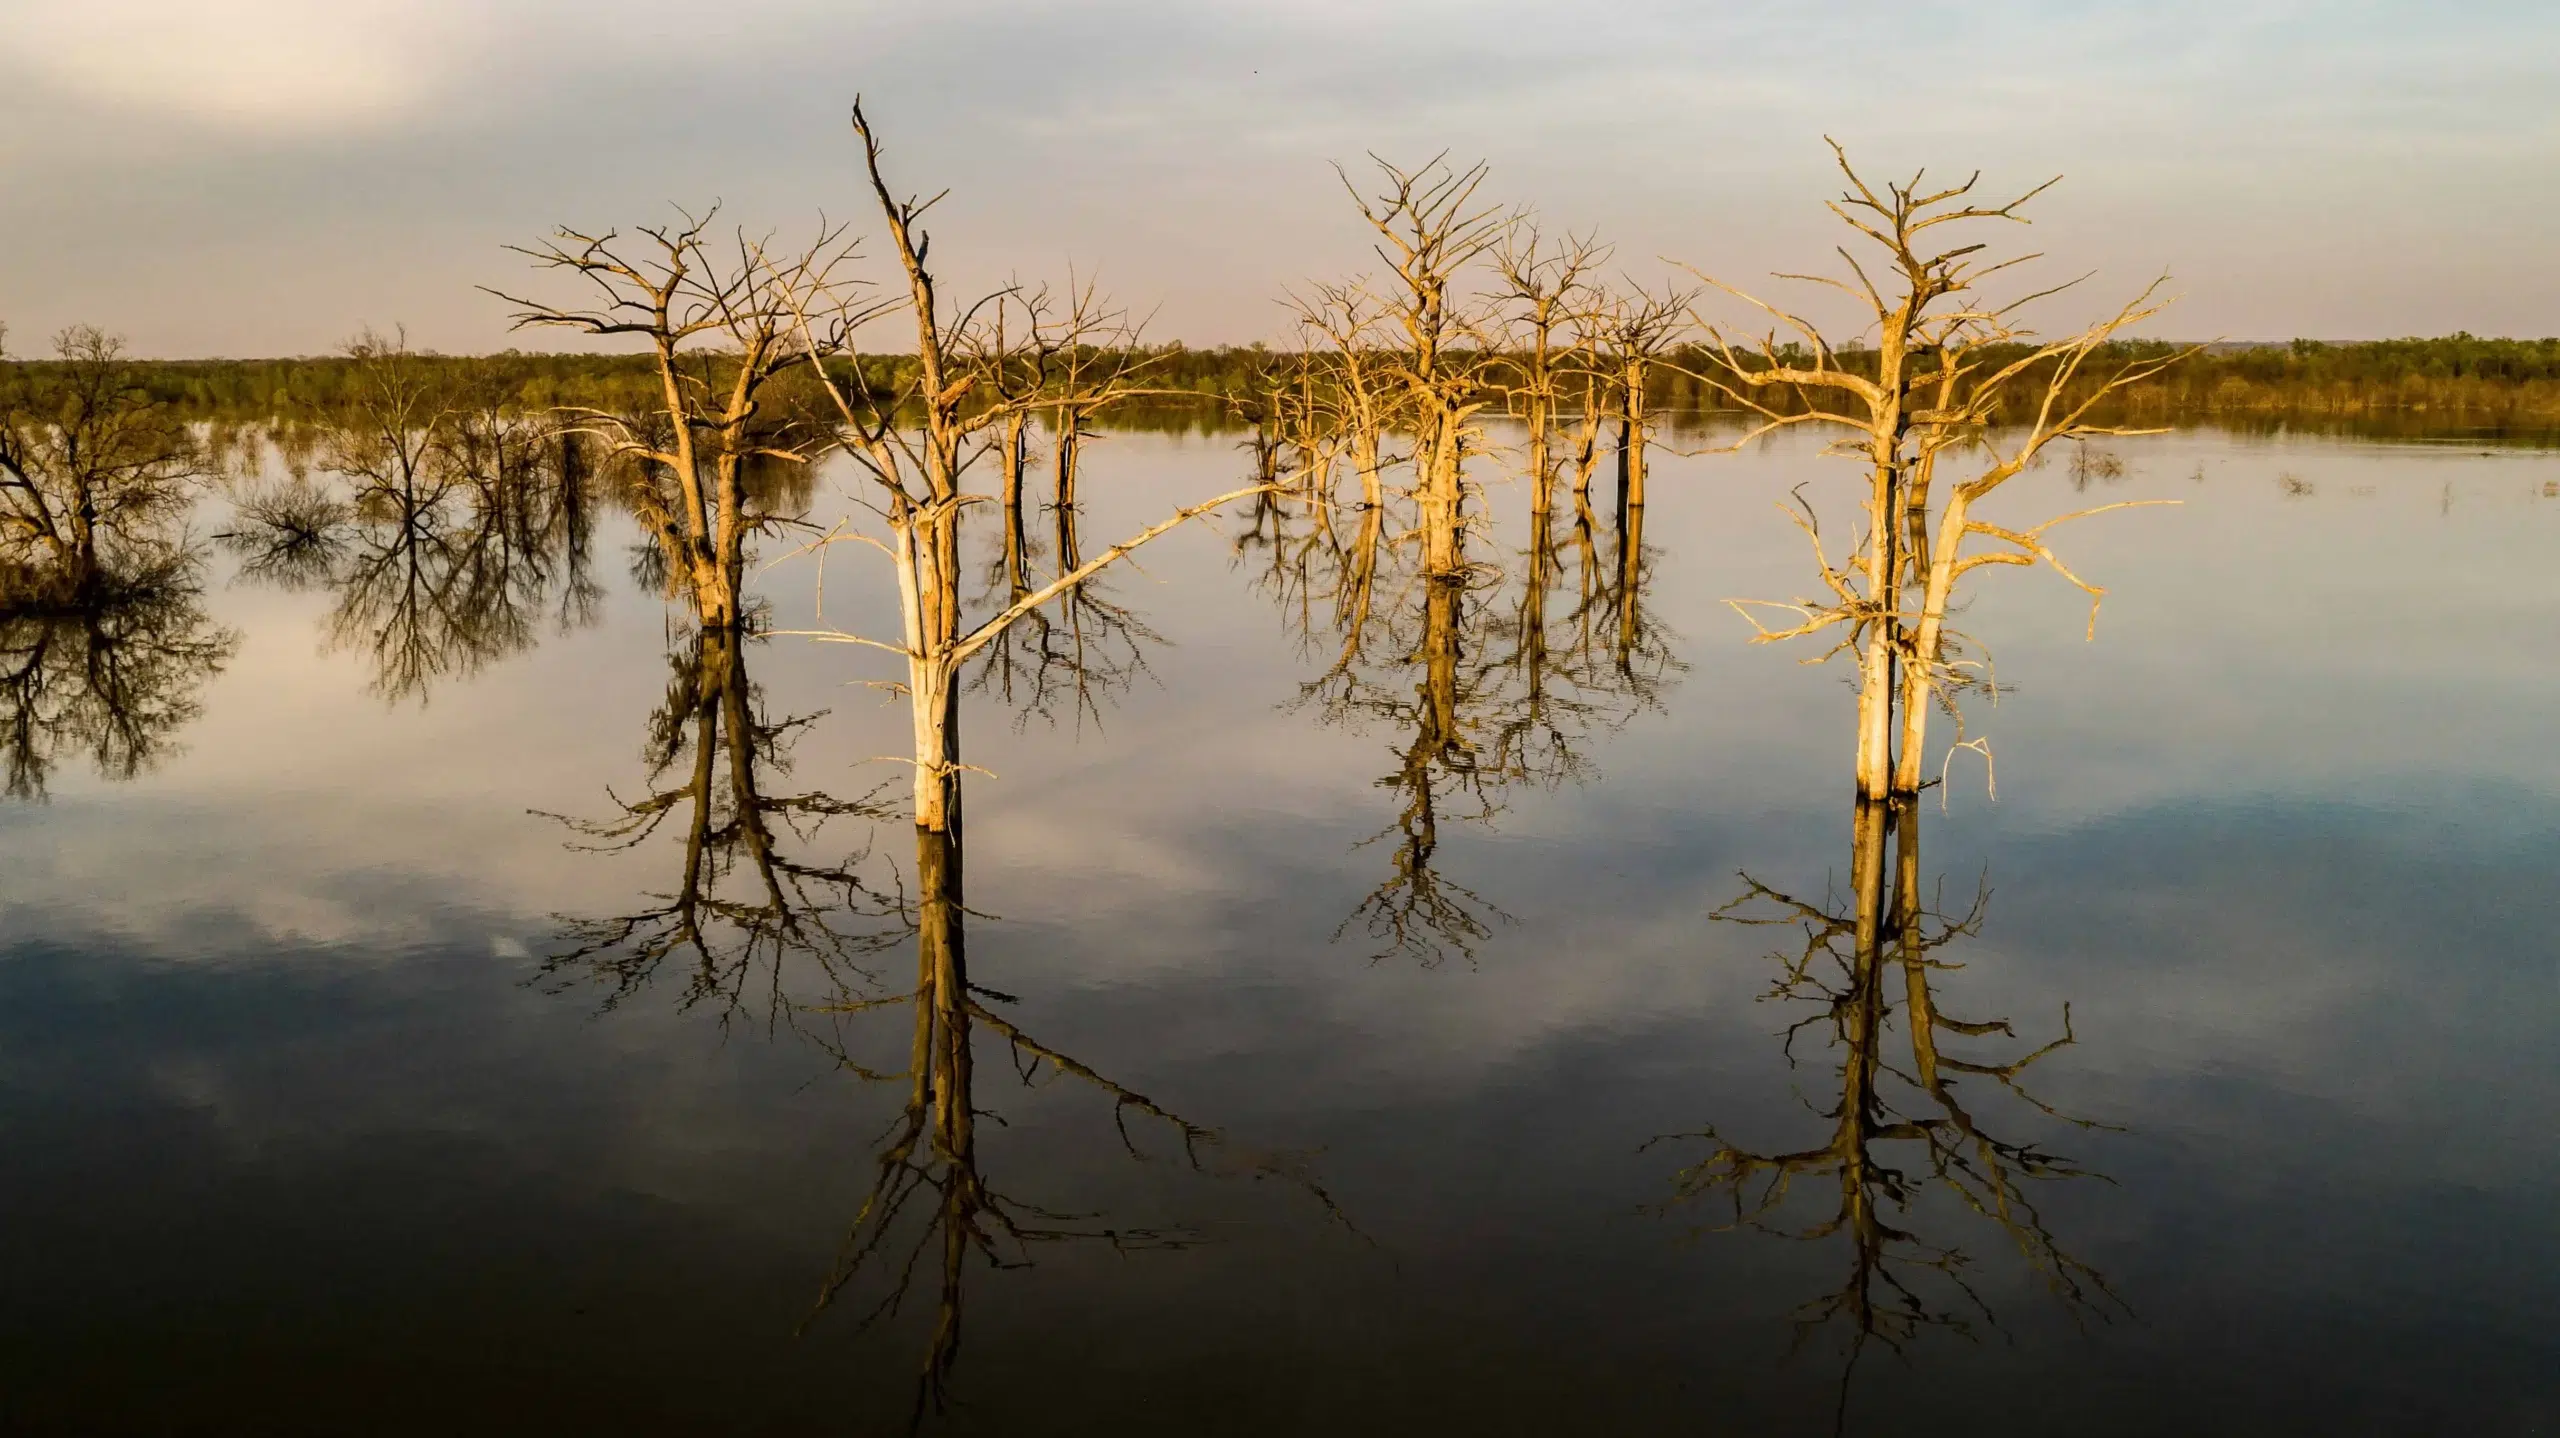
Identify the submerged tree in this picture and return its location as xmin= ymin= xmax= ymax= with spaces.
xmin=491 ymin=212 xmax=854 ymax=629
xmin=1257 ymin=420 xmax=1675 ymax=966
xmin=1597 ymin=282 xmax=1692 ymax=538
xmin=1492 ymin=225 xmax=1610 ymax=529
xmin=1689 ymin=146 xmax=2186 ymax=925
xmin=0 ymin=323 xmax=233 ymax=795
xmin=1342 ymin=156 xmax=1505 ymax=584
xmin=1284 ymin=280 xmax=1401 ymax=516
xmin=779 ymin=98 xmax=1267 ymax=920
xmin=0 ymin=326 xmax=203 ymax=600
xmin=1643 ymin=148 xmax=2166 ymax=1428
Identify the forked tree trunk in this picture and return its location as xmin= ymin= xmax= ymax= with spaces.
xmin=1520 ymin=493 xmax=1553 ymax=711
xmin=1526 ymin=385 xmax=1552 ymax=525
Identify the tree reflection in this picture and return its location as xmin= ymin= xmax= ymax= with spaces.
xmin=543 ymin=571 xmax=1332 ymax=1430
xmin=0 ymin=549 xmax=239 ymax=800
xmin=539 ymin=621 xmax=898 ymax=1025
xmin=1253 ymin=417 xmax=1678 ymax=966
xmin=1655 ymin=797 xmax=2116 ymax=1428
xmin=802 ymin=819 xmax=1327 ymax=1426
xmin=968 ymin=458 xmax=1164 ymax=734
xmin=222 ymin=411 xmax=601 ymax=704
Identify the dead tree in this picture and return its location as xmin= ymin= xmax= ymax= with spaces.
xmin=962 ymin=288 xmax=1053 ymax=598
xmin=777 ymin=99 xmax=1268 ymax=917
xmin=1286 ymin=279 xmax=1402 ymax=514
xmin=315 ymin=328 xmax=464 ymax=534
xmin=1559 ymin=305 xmax=1618 ymax=523
xmin=1340 ymin=156 xmax=1505 ymax=582
xmin=1027 ymin=274 xmax=1155 ymax=542
xmin=490 ymin=213 xmax=855 ymax=629
xmin=1597 ymin=284 xmax=1692 ymax=537
xmin=1492 ymin=226 xmax=1610 ymax=528
xmin=1689 ymin=145 xmax=2188 ymax=937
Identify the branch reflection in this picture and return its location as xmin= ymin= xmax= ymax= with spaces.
xmin=544 ymin=521 xmax=1334 ymax=1426
xmin=1655 ymin=796 xmax=2118 ymax=1429
xmin=221 ymin=390 xmax=602 ymax=704
xmin=538 ymin=620 xmax=899 ymax=1024
xmin=0 ymin=548 xmax=239 ymax=800
xmin=1247 ymin=411 xmax=1680 ymax=966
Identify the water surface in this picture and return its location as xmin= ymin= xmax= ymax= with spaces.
xmin=3 ymin=425 xmax=2557 ymax=1435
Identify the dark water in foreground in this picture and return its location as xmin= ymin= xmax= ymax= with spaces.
xmin=3 ymin=427 xmax=2557 ymax=1434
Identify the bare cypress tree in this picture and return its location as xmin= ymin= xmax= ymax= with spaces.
xmin=1285 ymin=279 xmax=1400 ymax=515
xmin=491 ymin=216 xmax=855 ymax=630
xmin=1339 ymin=156 xmax=1505 ymax=583
xmin=776 ymin=100 xmax=1268 ymax=922
xmin=1688 ymin=145 xmax=2187 ymax=947
xmin=1492 ymin=226 xmax=1610 ymax=530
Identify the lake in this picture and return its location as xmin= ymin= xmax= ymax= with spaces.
xmin=3 ymin=422 xmax=2556 ymax=1435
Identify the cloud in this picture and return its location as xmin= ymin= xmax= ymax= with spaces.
xmin=0 ymin=0 xmax=505 ymax=133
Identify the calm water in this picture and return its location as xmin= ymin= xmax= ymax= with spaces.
xmin=3 ymin=426 xmax=2557 ymax=1434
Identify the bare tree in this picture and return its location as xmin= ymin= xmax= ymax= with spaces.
xmin=490 ymin=214 xmax=856 ymax=629
xmin=1285 ymin=279 xmax=1402 ymax=514
xmin=0 ymin=326 xmax=203 ymax=597
xmin=1341 ymin=156 xmax=1506 ymax=582
xmin=1492 ymin=225 xmax=1610 ymax=525
xmin=1596 ymin=283 xmax=1692 ymax=537
xmin=777 ymin=99 xmax=1269 ymax=934
xmin=1026 ymin=277 xmax=1158 ymax=535
xmin=1687 ymin=145 xmax=2188 ymax=936
xmin=317 ymin=328 xmax=463 ymax=534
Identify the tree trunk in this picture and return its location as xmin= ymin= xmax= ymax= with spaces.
xmin=1421 ymin=405 xmax=1465 ymax=580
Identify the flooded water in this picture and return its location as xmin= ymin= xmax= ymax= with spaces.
xmin=4 ymin=424 xmax=2557 ymax=1435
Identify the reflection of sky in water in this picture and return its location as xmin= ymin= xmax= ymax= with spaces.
xmin=2 ymin=429 xmax=2557 ymax=1431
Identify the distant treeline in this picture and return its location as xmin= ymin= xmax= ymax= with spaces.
xmin=14 ymin=335 xmax=2560 ymax=432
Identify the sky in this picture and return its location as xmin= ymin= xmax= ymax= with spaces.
xmin=1 ymin=0 xmax=2554 ymax=356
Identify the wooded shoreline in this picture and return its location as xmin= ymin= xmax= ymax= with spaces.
xmin=14 ymin=334 xmax=2560 ymax=434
